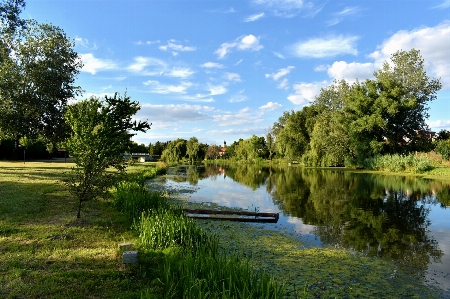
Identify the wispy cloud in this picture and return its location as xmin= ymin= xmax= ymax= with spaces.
xmin=229 ymin=90 xmax=247 ymax=103
xmin=433 ymin=0 xmax=450 ymax=9
xmin=143 ymin=80 xmax=192 ymax=94
xmin=259 ymin=101 xmax=282 ymax=111
xmin=273 ymin=51 xmax=285 ymax=59
xmin=224 ymin=72 xmax=242 ymax=82
xmin=290 ymin=35 xmax=359 ymax=58
xmin=80 ymin=53 xmax=117 ymax=75
xmin=138 ymin=104 xmax=212 ymax=122
xmin=75 ymin=36 xmax=97 ymax=50
xmin=252 ymin=0 xmax=304 ymax=17
xmin=201 ymin=62 xmax=224 ymax=68
xmin=244 ymin=12 xmax=265 ymax=22
xmin=326 ymin=6 xmax=360 ymax=26
xmin=215 ymin=34 xmax=263 ymax=59
xmin=127 ymin=57 xmax=193 ymax=78
xmin=265 ymin=66 xmax=294 ymax=80
xmin=159 ymin=39 xmax=196 ymax=56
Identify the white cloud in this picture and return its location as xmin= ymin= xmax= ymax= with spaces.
xmin=215 ymin=34 xmax=263 ymax=59
xmin=229 ymin=90 xmax=247 ymax=103
xmin=273 ymin=51 xmax=285 ymax=59
xmin=80 ymin=53 xmax=117 ymax=75
xmin=207 ymin=84 xmax=228 ymax=95
xmin=224 ymin=72 xmax=242 ymax=82
xmin=252 ymin=0 xmax=306 ymax=17
xmin=127 ymin=56 xmax=166 ymax=75
xmin=336 ymin=6 xmax=360 ymax=16
xmin=127 ymin=57 xmax=193 ymax=78
xmin=244 ymin=12 xmax=265 ymax=22
xmin=433 ymin=0 xmax=450 ymax=9
xmin=427 ymin=120 xmax=450 ymax=129
xmin=277 ymin=78 xmax=289 ymax=89
xmin=138 ymin=104 xmax=212 ymax=122
xmin=75 ymin=37 xmax=97 ymax=50
xmin=265 ymin=66 xmax=295 ymax=81
xmin=287 ymin=81 xmax=328 ymax=105
xmin=327 ymin=61 xmax=376 ymax=83
xmin=201 ymin=62 xmax=224 ymax=68
xmin=143 ymin=80 xmax=192 ymax=94
xmin=368 ymin=21 xmax=450 ymax=89
xmin=212 ymin=107 xmax=264 ymax=126
xmin=159 ymin=40 xmax=196 ymax=52
xmin=290 ymin=35 xmax=359 ymax=58
xmin=259 ymin=101 xmax=282 ymax=111
xmin=166 ymin=68 xmax=194 ymax=78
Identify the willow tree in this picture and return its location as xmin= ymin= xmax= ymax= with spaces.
xmin=64 ymin=93 xmax=151 ymax=218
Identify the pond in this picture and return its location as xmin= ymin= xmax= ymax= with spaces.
xmin=154 ymin=164 xmax=450 ymax=293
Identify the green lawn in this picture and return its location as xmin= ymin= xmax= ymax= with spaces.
xmin=0 ymin=161 xmax=150 ymax=299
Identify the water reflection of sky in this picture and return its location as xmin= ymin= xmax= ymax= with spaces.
xmin=163 ymin=172 xmax=450 ymax=294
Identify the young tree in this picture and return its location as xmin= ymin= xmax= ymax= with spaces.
xmin=64 ymin=93 xmax=151 ymax=218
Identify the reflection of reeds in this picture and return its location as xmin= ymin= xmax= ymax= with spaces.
xmin=113 ymin=178 xmax=285 ymax=299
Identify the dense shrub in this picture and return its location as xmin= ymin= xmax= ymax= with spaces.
xmin=435 ymin=140 xmax=450 ymax=161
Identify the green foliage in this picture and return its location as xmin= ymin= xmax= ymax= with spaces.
xmin=435 ymin=140 xmax=450 ymax=161
xmin=362 ymin=153 xmax=433 ymax=173
xmin=0 ymin=0 xmax=26 ymax=33
xmin=272 ymin=49 xmax=441 ymax=167
xmin=113 ymin=181 xmax=170 ymax=223
xmin=63 ymin=93 xmax=151 ymax=218
xmin=161 ymin=138 xmax=187 ymax=164
xmin=186 ymin=136 xmax=200 ymax=163
xmin=0 ymin=19 xmax=82 ymax=147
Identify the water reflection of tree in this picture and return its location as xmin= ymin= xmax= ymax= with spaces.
xmin=223 ymin=164 xmax=271 ymax=190
xmin=268 ymin=168 xmax=443 ymax=277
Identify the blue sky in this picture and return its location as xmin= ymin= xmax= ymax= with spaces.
xmin=24 ymin=0 xmax=450 ymax=146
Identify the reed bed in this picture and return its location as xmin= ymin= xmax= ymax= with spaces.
xmin=151 ymin=249 xmax=284 ymax=299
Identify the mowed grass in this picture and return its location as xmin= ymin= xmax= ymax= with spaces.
xmin=0 ymin=161 xmax=153 ymax=299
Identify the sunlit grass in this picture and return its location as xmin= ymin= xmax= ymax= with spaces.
xmin=0 ymin=161 xmax=160 ymax=299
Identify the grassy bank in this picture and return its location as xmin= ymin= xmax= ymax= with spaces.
xmin=0 ymin=161 xmax=152 ymax=298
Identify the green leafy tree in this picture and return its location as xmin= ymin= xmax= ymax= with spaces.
xmin=275 ymin=106 xmax=319 ymax=161
xmin=186 ymin=136 xmax=200 ymax=163
xmin=64 ymin=93 xmax=151 ymax=218
xmin=205 ymin=144 xmax=221 ymax=160
xmin=0 ymin=0 xmax=26 ymax=34
xmin=0 ymin=19 xmax=82 ymax=153
xmin=161 ymin=139 xmax=187 ymax=163
xmin=373 ymin=49 xmax=441 ymax=154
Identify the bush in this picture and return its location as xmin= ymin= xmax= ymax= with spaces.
xmin=436 ymin=140 xmax=450 ymax=161
xmin=362 ymin=153 xmax=433 ymax=173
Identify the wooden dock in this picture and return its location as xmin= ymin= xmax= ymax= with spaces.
xmin=183 ymin=209 xmax=279 ymax=223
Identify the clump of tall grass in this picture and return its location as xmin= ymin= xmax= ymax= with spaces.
xmin=113 ymin=181 xmax=170 ymax=222
xmin=141 ymin=248 xmax=285 ymax=299
xmin=135 ymin=210 xmax=217 ymax=252
xmin=362 ymin=153 xmax=433 ymax=173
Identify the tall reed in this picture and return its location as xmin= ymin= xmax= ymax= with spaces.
xmin=151 ymin=248 xmax=284 ymax=299
xmin=135 ymin=209 xmax=216 ymax=252
xmin=113 ymin=181 xmax=170 ymax=222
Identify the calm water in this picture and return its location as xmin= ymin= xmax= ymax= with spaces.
xmin=158 ymin=164 xmax=450 ymax=292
